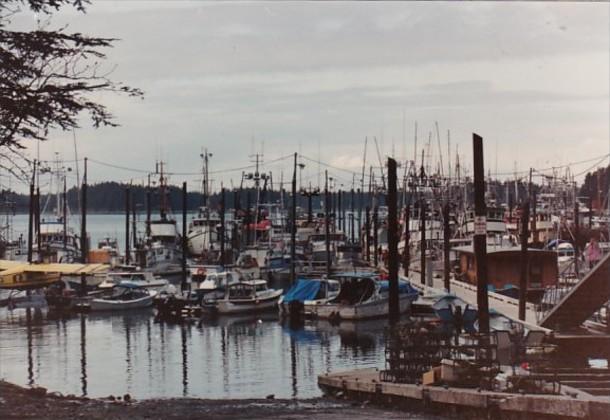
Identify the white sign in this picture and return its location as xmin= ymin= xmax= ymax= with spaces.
xmin=474 ymin=216 xmax=487 ymax=236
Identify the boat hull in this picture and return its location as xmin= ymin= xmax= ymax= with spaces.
xmin=214 ymin=290 xmax=282 ymax=315
xmin=309 ymin=294 xmax=414 ymax=320
xmin=90 ymin=295 xmax=153 ymax=311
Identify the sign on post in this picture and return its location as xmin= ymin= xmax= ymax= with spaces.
xmin=474 ymin=216 xmax=487 ymax=236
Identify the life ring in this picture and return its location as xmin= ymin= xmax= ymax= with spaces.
xmin=196 ymin=267 xmax=206 ymax=276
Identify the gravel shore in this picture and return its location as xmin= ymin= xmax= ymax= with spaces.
xmin=0 ymin=381 xmax=425 ymax=419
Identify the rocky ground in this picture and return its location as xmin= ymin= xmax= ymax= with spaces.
xmin=0 ymin=381 xmax=428 ymax=419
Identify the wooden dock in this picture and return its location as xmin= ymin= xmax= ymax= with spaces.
xmin=406 ymin=272 xmax=543 ymax=329
xmin=318 ymin=369 xmax=610 ymax=419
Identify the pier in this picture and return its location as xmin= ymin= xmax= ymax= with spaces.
xmin=318 ymin=368 xmax=610 ymax=419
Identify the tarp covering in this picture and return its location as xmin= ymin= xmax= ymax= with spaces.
xmin=281 ymin=279 xmax=322 ymax=303
xmin=432 ymin=294 xmax=478 ymax=333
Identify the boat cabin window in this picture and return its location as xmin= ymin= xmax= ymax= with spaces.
xmin=333 ymin=279 xmax=375 ymax=305
xmin=467 ymin=255 xmax=475 ymax=270
xmin=228 ymin=284 xmax=254 ymax=298
xmin=529 ymin=262 xmax=542 ymax=288
xmin=255 ymin=283 xmax=266 ymax=292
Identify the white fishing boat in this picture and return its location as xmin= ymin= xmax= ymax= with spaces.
xmin=204 ymin=280 xmax=282 ymax=314
xmin=278 ymin=278 xmax=340 ymax=317
xmin=187 ymin=206 xmax=222 ymax=257
xmin=89 ymin=283 xmax=154 ymax=311
xmin=309 ymin=273 xmax=419 ymax=321
xmin=97 ymin=271 xmax=171 ymax=292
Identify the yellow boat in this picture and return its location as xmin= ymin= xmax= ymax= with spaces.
xmin=0 ymin=261 xmax=109 ymax=290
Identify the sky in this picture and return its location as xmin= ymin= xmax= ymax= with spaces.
xmin=7 ymin=1 xmax=610 ymax=193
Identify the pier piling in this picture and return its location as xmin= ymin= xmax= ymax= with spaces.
xmin=519 ymin=199 xmax=530 ymax=320
xmin=182 ymin=182 xmax=188 ymax=291
xmin=387 ymin=158 xmax=399 ymax=322
xmin=472 ymin=133 xmax=490 ymax=334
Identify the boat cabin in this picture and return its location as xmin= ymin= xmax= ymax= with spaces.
xmin=454 ymin=245 xmax=558 ymax=293
xmin=227 ymin=280 xmax=268 ymax=298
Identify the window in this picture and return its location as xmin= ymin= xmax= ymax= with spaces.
xmin=529 ymin=261 xmax=542 ymax=287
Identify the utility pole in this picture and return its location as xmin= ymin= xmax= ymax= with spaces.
xmin=403 ymin=202 xmax=410 ymax=277
xmin=373 ymin=205 xmax=379 ymax=267
xmin=574 ymin=200 xmax=580 ymax=278
xmin=350 ymin=188 xmax=355 ymax=243
xmin=146 ymin=174 xmax=151 ymax=238
xmin=220 ymin=186 xmax=225 ymax=267
xmin=182 ymin=182 xmax=188 ymax=292
xmin=443 ymin=202 xmax=450 ymax=292
xmin=325 ymin=170 xmax=331 ymax=277
xmin=63 ymin=176 xmax=67 ymax=251
xmin=80 ymin=158 xmax=88 ymax=296
xmin=125 ymin=187 xmax=130 ymax=265
xmin=27 ymin=161 xmax=35 ymax=263
xmin=420 ymin=199 xmax=426 ymax=285
xmin=472 ymin=134 xmax=490 ymax=335
xmin=519 ymin=200 xmax=530 ymax=321
xmin=365 ymin=206 xmax=371 ymax=262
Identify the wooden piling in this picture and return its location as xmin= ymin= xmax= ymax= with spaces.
xmin=182 ymin=182 xmax=188 ymax=291
xmin=291 ymin=153 xmax=297 ymax=284
xmin=443 ymin=202 xmax=450 ymax=292
xmin=403 ymin=202 xmax=410 ymax=277
xmin=519 ymin=199 xmax=530 ymax=321
xmin=325 ymin=170 xmax=331 ymax=276
xmin=80 ymin=158 xmax=88 ymax=295
xmin=365 ymin=206 xmax=371 ymax=262
xmin=125 ymin=187 xmax=130 ymax=265
xmin=472 ymin=133 xmax=490 ymax=334
xmin=387 ymin=158 xmax=399 ymax=322
xmin=27 ymin=174 xmax=34 ymax=264
xmin=220 ymin=186 xmax=225 ymax=266
xmin=373 ymin=205 xmax=379 ymax=267
xmin=420 ymin=199 xmax=426 ymax=285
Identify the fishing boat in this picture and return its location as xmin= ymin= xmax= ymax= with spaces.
xmin=278 ymin=277 xmax=340 ymax=317
xmin=97 ymin=271 xmax=171 ymax=292
xmin=203 ymin=280 xmax=282 ymax=314
xmin=89 ymin=283 xmax=154 ymax=311
xmin=193 ymin=270 xmax=241 ymax=302
xmin=142 ymin=162 xmax=183 ymax=277
xmin=309 ymin=273 xmax=419 ymax=321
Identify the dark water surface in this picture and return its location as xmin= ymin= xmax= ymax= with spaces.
xmin=0 ymin=308 xmax=388 ymax=399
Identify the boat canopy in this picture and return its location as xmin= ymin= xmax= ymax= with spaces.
xmin=282 ymin=279 xmax=322 ymax=304
xmin=377 ymin=280 xmax=418 ymax=295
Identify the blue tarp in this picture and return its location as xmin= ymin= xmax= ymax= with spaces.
xmin=281 ymin=279 xmax=322 ymax=303
xmin=433 ymin=294 xmax=478 ymax=333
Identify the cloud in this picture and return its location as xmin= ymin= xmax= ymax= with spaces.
xmin=6 ymin=1 xmax=607 ymax=193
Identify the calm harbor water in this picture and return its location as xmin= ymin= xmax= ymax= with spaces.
xmin=0 ymin=309 xmax=387 ymax=399
xmin=9 ymin=213 xmax=195 ymax=250
xmin=1 ymin=213 xmax=391 ymax=401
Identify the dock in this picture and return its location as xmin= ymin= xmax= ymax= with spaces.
xmin=318 ymin=369 xmax=610 ymax=419
xmin=407 ymin=272 xmax=541 ymax=328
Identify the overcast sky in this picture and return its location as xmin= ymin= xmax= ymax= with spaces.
xmin=10 ymin=1 xmax=610 ymax=193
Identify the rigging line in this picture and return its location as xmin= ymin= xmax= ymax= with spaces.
xmin=87 ymin=153 xmax=294 ymax=177
xmin=494 ymin=153 xmax=610 ymax=177
xmin=572 ymin=156 xmax=610 ymax=177
xmin=299 ymin=155 xmax=360 ymax=176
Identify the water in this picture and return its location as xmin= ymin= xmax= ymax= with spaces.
xmin=0 ymin=309 xmax=388 ymax=399
xmin=7 ymin=211 xmax=362 ymax=252
xmin=8 ymin=213 xmax=196 ymax=251
xmin=1 ymin=213 xmax=386 ymax=400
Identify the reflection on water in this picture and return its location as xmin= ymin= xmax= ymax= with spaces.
xmin=0 ymin=309 xmax=389 ymax=399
